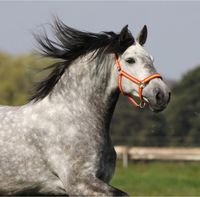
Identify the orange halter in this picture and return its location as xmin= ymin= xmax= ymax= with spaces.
xmin=115 ymin=54 xmax=162 ymax=108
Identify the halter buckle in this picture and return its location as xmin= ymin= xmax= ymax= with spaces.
xmin=139 ymin=82 xmax=145 ymax=88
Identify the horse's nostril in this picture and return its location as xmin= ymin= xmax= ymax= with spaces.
xmin=154 ymin=88 xmax=171 ymax=105
xmin=156 ymin=92 xmax=164 ymax=102
xmin=154 ymin=88 xmax=164 ymax=105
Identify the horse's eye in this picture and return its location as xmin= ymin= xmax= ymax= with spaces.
xmin=126 ymin=58 xmax=135 ymax=64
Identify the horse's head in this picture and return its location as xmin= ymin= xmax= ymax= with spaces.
xmin=115 ymin=25 xmax=171 ymax=112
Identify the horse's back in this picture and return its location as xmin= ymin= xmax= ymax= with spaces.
xmin=0 ymin=104 xmax=20 ymax=112
xmin=0 ymin=104 xmax=23 ymax=138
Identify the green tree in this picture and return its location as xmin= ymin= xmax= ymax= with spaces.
xmin=0 ymin=52 xmax=53 ymax=105
xmin=164 ymin=65 xmax=200 ymax=146
xmin=111 ymin=96 xmax=167 ymax=146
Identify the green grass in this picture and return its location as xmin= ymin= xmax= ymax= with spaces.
xmin=111 ymin=161 xmax=200 ymax=196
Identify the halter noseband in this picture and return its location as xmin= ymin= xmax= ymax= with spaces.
xmin=115 ymin=54 xmax=162 ymax=108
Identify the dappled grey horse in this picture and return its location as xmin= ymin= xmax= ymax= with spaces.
xmin=0 ymin=19 xmax=170 ymax=196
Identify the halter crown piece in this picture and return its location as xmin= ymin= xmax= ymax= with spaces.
xmin=115 ymin=54 xmax=162 ymax=108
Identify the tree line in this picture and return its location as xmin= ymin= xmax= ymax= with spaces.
xmin=0 ymin=52 xmax=199 ymax=147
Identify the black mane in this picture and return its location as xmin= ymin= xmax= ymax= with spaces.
xmin=30 ymin=18 xmax=134 ymax=101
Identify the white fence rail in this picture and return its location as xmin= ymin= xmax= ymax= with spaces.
xmin=115 ymin=146 xmax=200 ymax=167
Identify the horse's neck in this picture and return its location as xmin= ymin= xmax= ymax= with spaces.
xmin=33 ymin=54 xmax=119 ymax=131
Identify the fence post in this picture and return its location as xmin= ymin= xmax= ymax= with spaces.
xmin=122 ymin=149 xmax=128 ymax=168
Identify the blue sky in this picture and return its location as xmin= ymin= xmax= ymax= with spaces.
xmin=0 ymin=1 xmax=200 ymax=80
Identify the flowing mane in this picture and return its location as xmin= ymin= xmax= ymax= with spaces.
xmin=30 ymin=18 xmax=134 ymax=101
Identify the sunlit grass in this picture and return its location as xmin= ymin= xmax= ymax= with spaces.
xmin=111 ymin=161 xmax=200 ymax=196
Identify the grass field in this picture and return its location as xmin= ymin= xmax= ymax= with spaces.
xmin=111 ymin=161 xmax=200 ymax=196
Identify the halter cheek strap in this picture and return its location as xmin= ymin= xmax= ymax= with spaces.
xmin=115 ymin=54 xmax=162 ymax=108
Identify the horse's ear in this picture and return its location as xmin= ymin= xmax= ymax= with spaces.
xmin=137 ymin=25 xmax=148 ymax=45
xmin=119 ymin=25 xmax=134 ymax=43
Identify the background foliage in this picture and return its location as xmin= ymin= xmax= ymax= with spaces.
xmin=0 ymin=52 xmax=200 ymax=147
